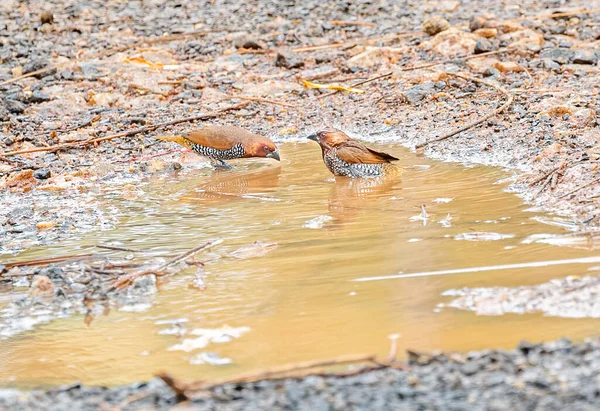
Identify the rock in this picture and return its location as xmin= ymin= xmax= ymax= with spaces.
xmin=235 ymin=38 xmax=264 ymax=50
xmin=403 ymin=83 xmax=435 ymax=104
xmin=572 ymin=50 xmax=599 ymax=65
xmin=183 ymin=78 xmax=207 ymax=90
xmin=347 ymin=46 xmax=407 ymax=69
xmin=499 ymin=29 xmax=544 ymax=50
xmin=493 ymin=61 xmax=525 ymax=73
xmin=540 ymin=58 xmax=560 ymax=71
xmin=474 ymin=38 xmax=495 ymax=54
xmin=30 ymin=90 xmax=51 ymax=103
xmin=70 ymin=283 xmax=87 ymax=293
xmin=474 ymin=28 xmax=498 ymax=38
xmin=29 ymin=275 xmax=55 ymax=297
xmin=423 ymin=28 xmax=478 ymax=57
xmin=461 ymin=362 xmax=480 ymax=375
xmin=0 ymin=104 xmax=9 ymax=121
xmin=37 ymin=266 xmax=64 ymax=281
xmin=128 ymin=274 xmax=158 ymax=297
xmin=469 ymin=16 xmax=495 ymax=32
xmin=422 ymin=17 xmax=450 ymax=36
xmin=40 ymin=11 xmax=54 ymax=25
xmin=4 ymin=99 xmax=26 ymax=114
xmin=7 ymin=205 xmax=34 ymax=220
xmin=77 ymin=63 xmax=105 ymax=81
xmin=22 ymin=58 xmax=51 ymax=78
xmin=33 ymin=169 xmax=51 ymax=180
xmin=540 ymin=48 xmax=575 ymax=64
xmin=275 ymin=50 xmax=304 ymax=69
xmin=483 ymin=67 xmax=500 ymax=77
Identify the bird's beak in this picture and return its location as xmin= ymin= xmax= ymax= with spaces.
xmin=267 ymin=149 xmax=280 ymax=161
xmin=307 ymin=133 xmax=318 ymax=142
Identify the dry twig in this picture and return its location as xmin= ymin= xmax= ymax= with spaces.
xmin=112 ymin=239 xmax=221 ymax=289
xmin=415 ymin=73 xmax=513 ymax=149
xmin=4 ymin=253 xmax=94 ymax=270
xmin=316 ymin=48 xmax=510 ymax=100
xmin=157 ymin=353 xmax=382 ymax=398
xmin=223 ymin=95 xmax=297 ymax=108
xmin=559 ymin=176 xmax=600 ymax=199
xmin=0 ymin=102 xmax=250 ymax=158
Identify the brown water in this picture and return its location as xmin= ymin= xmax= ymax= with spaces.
xmin=2 ymin=142 xmax=600 ymax=388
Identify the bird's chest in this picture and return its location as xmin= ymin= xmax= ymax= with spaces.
xmin=324 ymin=151 xmax=383 ymax=178
xmin=190 ymin=142 xmax=245 ymax=160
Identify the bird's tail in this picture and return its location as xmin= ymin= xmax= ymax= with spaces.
xmin=155 ymin=135 xmax=192 ymax=149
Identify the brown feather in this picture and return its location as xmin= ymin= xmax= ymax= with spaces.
xmin=334 ymin=141 xmax=399 ymax=164
xmin=186 ymin=126 xmax=266 ymax=151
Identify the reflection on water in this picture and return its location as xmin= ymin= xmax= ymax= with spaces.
xmin=2 ymin=142 xmax=600 ymax=388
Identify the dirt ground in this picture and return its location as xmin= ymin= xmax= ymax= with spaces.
xmin=1 ymin=0 xmax=600 ymax=407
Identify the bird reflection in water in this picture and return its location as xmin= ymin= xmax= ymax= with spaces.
xmin=179 ymin=165 xmax=282 ymax=206
xmin=328 ymin=171 xmax=402 ymax=224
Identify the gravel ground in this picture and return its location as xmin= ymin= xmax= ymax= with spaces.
xmin=3 ymin=338 xmax=600 ymax=410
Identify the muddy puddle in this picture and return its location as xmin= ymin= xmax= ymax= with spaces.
xmin=2 ymin=142 xmax=600 ymax=388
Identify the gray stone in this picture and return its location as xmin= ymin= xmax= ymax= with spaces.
xmin=539 ymin=48 xmax=575 ymax=64
xmin=275 ymin=50 xmax=304 ymax=69
xmin=30 ymin=90 xmax=51 ymax=103
xmin=572 ymin=50 xmax=598 ymax=65
xmin=483 ymin=67 xmax=500 ymax=77
xmin=4 ymin=99 xmax=26 ymax=114
xmin=403 ymin=83 xmax=435 ymax=104
xmin=474 ymin=38 xmax=495 ymax=54
xmin=22 ymin=58 xmax=50 ymax=76
xmin=541 ymin=58 xmax=560 ymax=71
xmin=0 ymin=104 xmax=9 ymax=121
xmin=34 ymin=168 xmax=51 ymax=180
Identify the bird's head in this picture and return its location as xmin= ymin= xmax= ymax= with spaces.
xmin=244 ymin=136 xmax=280 ymax=161
xmin=307 ymin=128 xmax=350 ymax=150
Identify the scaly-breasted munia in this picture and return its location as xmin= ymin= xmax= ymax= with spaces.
xmin=157 ymin=125 xmax=280 ymax=168
xmin=307 ymin=129 xmax=399 ymax=178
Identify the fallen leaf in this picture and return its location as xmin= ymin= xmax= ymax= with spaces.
xmin=36 ymin=221 xmax=57 ymax=230
xmin=124 ymin=56 xmax=164 ymax=70
xmin=301 ymin=79 xmax=365 ymax=94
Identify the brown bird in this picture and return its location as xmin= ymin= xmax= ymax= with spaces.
xmin=307 ymin=129 xmax=400 ymax=178
xmin=157 ymin=125 xmax=280 ymax=168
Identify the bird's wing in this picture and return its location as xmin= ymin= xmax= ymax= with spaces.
xmin=335 ymin=141 xmax=399 ymax=164
xmin=186 ymin=126 xmax=254 ymax=150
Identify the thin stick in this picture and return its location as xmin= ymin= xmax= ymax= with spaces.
xmin=415 ymin=73 xmax=513 ymax=149
xmin=510 ymin=7 xmax=600 ymax=22
xmin=559 ymin=176 xmax=600 ymax=199
xmin=316 ymin=48 xmax=510 ymax=100
xmin=328 ymin=20 xmax=376 ymax=28
xmin=4 ymin=253 xmax=94 ymax=269
xmin=96 ymin=245 xmax=143 ymax=253
xmin=156 ymin=239 xmax=222 ymax=271
xmin=352 ymin=256 xmax=600 ymax=282
xmin=0 ymin=102 xmax=249 ymax=157
xmin=157 ymin=353 xmax=376 ymax=394
xmin=529 ymin=165 xmax=563 ymax=186
xmin=292 ymin=32 xmax=419 ymax=53
xmin=224 ymin=95 xmax=297 ymax=108
xmin=112 ymin=239 xmax=221 ymax=289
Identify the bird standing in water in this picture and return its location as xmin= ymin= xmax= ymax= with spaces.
xmin=307 ymin=129 xmax=400 ymax=178
xmin=157 ymin=125 xmax=280 ymax=168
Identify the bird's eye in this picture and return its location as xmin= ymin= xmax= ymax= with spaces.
xmin=264 ymin=145 xmax=270 ymax=152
